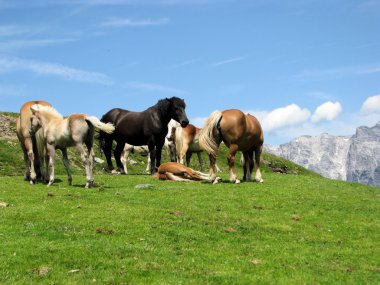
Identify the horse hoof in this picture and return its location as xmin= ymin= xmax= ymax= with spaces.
xmin=235 ymin=179 xmax=241 ymax=184
xmin=213 ymin=177 xmax=221 ymax=184
xmin=111 ymin=170 xmax=118 ymax=175
xmin=256 ymin=178 xmax=264 ymax=183
xmin=29 ymin=180 xmax=35 ymax=185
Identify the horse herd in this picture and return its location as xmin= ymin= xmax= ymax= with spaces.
xmin=16 ymin=97 xmax=264 ymax=188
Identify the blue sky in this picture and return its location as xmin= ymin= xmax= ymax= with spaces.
xmin=1 ymin=0 xmax=380 ymax=145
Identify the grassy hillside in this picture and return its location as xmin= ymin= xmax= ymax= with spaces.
xmin=0 ymin=117 xmax=379 ymax=284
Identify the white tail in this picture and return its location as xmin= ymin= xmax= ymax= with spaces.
xmin=85 ymin=116 xmax=115 ymax=134
xmin=198 ymin=110 xmax=222 ymax=157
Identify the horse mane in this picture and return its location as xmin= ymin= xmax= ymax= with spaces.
xmin=32 ymin=104 xmax=63 ymax=119
xmin=156 ymin=96 xmax=186 ymax=119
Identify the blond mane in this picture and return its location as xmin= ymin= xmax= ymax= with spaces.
xmin=31 ymin=104 xmax=63 ymax=119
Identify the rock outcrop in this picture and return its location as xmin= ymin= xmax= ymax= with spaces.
xmin=266 ymin=122 xmax=380 ymax=187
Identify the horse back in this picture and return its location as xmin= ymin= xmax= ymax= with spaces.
xmin=220 ymin=109 xmax=263 ymax=149
xmin=18 ymin=100 xmax=52 ymax=139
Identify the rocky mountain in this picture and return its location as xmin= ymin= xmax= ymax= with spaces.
xmin=265 ymin=122 xmax=380 ymax=187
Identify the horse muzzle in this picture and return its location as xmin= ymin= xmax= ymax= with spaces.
xmin=181 ymin=120 xmax=189 ymax=128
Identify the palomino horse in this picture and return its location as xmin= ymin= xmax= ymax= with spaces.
xmin=153 ymin=162 xmax=220 ymax=183
xmin=120 ymin=119 xmax=180 ymax=174
xmin=16 ymin=100 xmax=52 ymax=184
xmin=199 ymin=109 xmax=264 ymax=184
xmin=174 ymin=123 xmax=221 ymax=172
xmin=30 ymin=104 xmax=115 ymax=188
xmin=99 ymin=97 xmax=189 ymax=174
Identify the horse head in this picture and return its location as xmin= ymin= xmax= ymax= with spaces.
xmin=166 ymin=97 xmax=189 ymax=128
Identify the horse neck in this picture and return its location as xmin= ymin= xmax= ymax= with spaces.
xmin=39 ymin=110 xmax=63 ymax=128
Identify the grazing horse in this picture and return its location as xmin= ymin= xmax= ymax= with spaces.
xmin=16 ymin=100 xmax=52 ymax=184
xmin=199 ymin=109 xmax=264 ymax=184
xmin=153 ymin=162 xmax=220 ymax=183
xmin=99 ymin=97 xmax=189 ymax=174
xmin=30 ymin=104 xmax=115 ymax=188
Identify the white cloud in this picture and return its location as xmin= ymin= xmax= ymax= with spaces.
xmin=0 ymin=25 xmax=28 ymax=37
xmin=257 ymin=104 xmax=311 ymax=132
xmin=361 ymin=94 xmax=380 ymax=115
xmin=0 ymin=55 xmax=113 ymax=85
xmin=190 ymin=116 xmax=208 ymax=128
xmin=100 ymin=17 xmax=170 ymax=27
xmin=311 ymin=101 xmax=342 ymax=123
xmin=0 ymin=38 xmax=76 ymax=51
xmin=126 ymin=81 xmax=189 ymax=95
xmin=210 ymin=56 xmax=245 ymax=67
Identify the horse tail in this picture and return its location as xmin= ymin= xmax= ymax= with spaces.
xmin=198 ymin=110 xmax=223 ymax=158
xmin=85 ymin=116 xmax=115 ymax=134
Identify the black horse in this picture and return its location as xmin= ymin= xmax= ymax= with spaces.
xmin=99 ymin=97 xmax=189 ymax=174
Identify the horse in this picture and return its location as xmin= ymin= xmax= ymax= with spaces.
xmin=199 ymin=109 xmax=264 ymax=184
xmin=99 ymin=97 xmax=189 ymax=174
xmin=174 ymin=123 xmax=221 ymax=172
xmin=120 ymin=128 xmax=178 ymax=175
xmin=120 ymin=144 xmax=151 ymax=174
xmin=30 ymin=104 xmax=115 ymax=188
xmin=153 ymin=162 xmax=220 ymax=183
xmin=16 ymin=100 xmax=52 ymax=184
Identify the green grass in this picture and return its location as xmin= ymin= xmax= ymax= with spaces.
xmin=0 ymin=137 xmax=379 ymax=284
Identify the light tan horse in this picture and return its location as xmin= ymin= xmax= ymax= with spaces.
xmin=153 ymin=162 xmax=220 ymax=183
xmin=30 ymin=104 xmax=115 ymax=188
xmin=199 ymin=109 xmax=264 ymax=184
xmin=16 ymin=100 xmax=52 ymax=184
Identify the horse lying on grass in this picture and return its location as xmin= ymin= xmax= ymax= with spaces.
xmin=30 ymin=104 xmax=115 ymax=188
xmin=153 ymin=162 xmax=220 ymax=183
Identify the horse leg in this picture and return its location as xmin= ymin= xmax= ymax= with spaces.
xmin=103 ymin=138 xmax=114 ymax=172
xmin=227 ymin=144 xmax=240 ymax=184
xmin=255 ymin=146 xmax=264 ymax=183
xmin=20 ymin=141 xmax=30 ymax=181
xmin=145 ymin=155 xmax=151 ymax=173
xmin=208 ymin=153 xmax=218 ymax=183
xmin=243 ymin=150 xmax=254 ymax=182
xmin=186 ymin=152 xmax=192 ymax=167
xmin=25 ymin=137 xmax=37 ymax=184
xmin=114 ymin=142 xmax=125 ymax=174
xmin=169 ymin=142 xmax=176 ymax=162
xmin=46 ymin=144 xmax=56 ymax=186
xmin=120 ymin=147 xmax=129 ymax=174
xmin=155 ymin=145 xmax=163 ymax=171
xmin=61 ymin=148 xmax=72 ymax=186
xmin=76 ymin=143 xmax=91 ymax=188
xmin=85 ymin=139 xmax=95 ymax=188
xmin=179 ymin=143 xmax=189 ymax=165
xmin=197 ymin=152 xmax=204 ymax=172
xmin=147 ymin=139 xmax=157 ymax=174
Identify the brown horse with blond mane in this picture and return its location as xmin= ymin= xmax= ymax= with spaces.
xmin=199 ymin=109 xmax=264 ymax=184
xmin=16 ymin=100 xmax=52 ymax=184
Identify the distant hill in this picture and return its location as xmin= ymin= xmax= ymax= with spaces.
xmin=266 ymin=122 xmax=380 ymax=187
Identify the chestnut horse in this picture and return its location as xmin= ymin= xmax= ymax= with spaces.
xmin=16 ymin=100 xmax=52 ymax=184
xmin=153 ymin=162 xmax=220 ymax=183
xmin=99 ymin=97 xmax=189 ymax=174
xmin=199 ymin=109 xmax=264 ymax=184
xmin=174 ymin=124 xmax=221 ymax=172
xmin=30 ymin=104 xmax=115 ymax=188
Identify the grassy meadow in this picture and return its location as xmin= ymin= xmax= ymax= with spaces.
xmin=0 ymin=132 xmax=379 ymax=284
